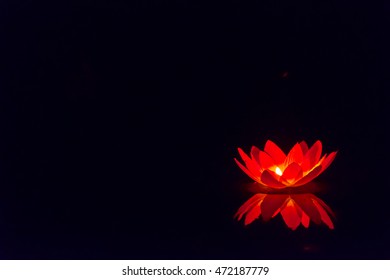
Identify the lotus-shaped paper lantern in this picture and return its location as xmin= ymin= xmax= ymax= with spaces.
xmin=234 ymin=193 xmax=335 ymax=230
xmin=234 ymin=140 xmax=337 ymax=189
xmin=234 ymin=140 xmax=338 ymax=229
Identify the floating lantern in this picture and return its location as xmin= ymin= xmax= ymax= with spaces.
xmin=234 ymin=140 xmax=337 ymax=229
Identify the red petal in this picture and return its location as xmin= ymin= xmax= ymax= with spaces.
xmin=301 ymin=140 xmax=323 ymax=172
xmin=234 ymin=158 xmax=260 ymax=183
xmin=250 ymin=146 xmax=262 ymax=167
xmin=284 ymin=143 xmax=304 ymax=166
xmin=300 ymin=141 xmax=309 ymax=155
xmin=264 ymin=140 xmax=286 ymax=165
xmin=312 ymin=199 xmax=334 ymax=229
xmin=293 ymin=166 xmax=322 ymax=186
xmin=238 ymin=148 xmax=261 ymax=177
xmin=244 ymin=203 xmax=262 ymax=225
xmin=260 ymin=194 xmax=289 ymax=221
xmin=320 ymin=151 xmax=338 ymax=172
xmin=234 ymin=194 xmax=266 ymax=220
xmin=290 ymin=194 xmax=322 ymax=224
xmin=281 ymin=162 xmax=303 ymax=182
xmin=260 ymin=170 xmax=287 ymax=188
xmin=317 ymin=154 xmax=327 ymax=166
xmin=301 ymin=211 xmax=310 ymax=228
xmin=259 ymin=151 xmax=275 ymax=170
xmin=295 ymin=203 xmax=303 ymax=217
xmin=272 ymin=208 xmax=281 ymax=218
xmin=280 ymin=198 xmax=301 ymax=230
xmin=309 ymin=194 xmax=336 ymax=217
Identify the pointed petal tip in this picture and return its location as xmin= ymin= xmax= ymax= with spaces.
xmin=264 ymin=139 xmax=273 ymax=147
xmin=284 ymin=143 xmax=304 ymax=166
xmin=264 ymin=140 xmax=286 ymax=165
xmin=313 ymin=139 xmax=322 ymax=146
xmin=299 ymin=141 xmax=309 ymax=155
xmin=234 ymin=158 xmax=259 ymax=182
xmin=319 ymin=151 xmax=338 ymax=172
xmin=236 ymin=148 xmax=262 ymax=177
xmin=234 ymin=194 xmax=267 ymax=221
xmin=311 ymin=197 xmax=335 ymax=230
xmin=280 ymin=199 xmax=301 ymax=230
xmin=244 ymin=203 xmax=262 ymax=225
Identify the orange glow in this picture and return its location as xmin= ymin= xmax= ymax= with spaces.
xmin=234 ymin=193 xmax=335 ymax=230
xmin=234 ymin=140 xmax=337 ymax=189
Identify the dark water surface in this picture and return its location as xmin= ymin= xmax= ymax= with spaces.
xmin=0 ymin=0 xmax=386 ymax=259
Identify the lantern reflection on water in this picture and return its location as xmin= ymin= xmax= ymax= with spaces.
xmin=235 ymin=193 xmax=335 ymax=230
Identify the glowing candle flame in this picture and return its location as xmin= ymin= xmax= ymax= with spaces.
xmin=275 ymin=167 xmax=283 ymax=176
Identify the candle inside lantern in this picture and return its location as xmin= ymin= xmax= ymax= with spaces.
xmin=275 ymin=167 xmax=283 ymax=176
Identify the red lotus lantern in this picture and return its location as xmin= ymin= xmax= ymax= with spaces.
xmin=234 ymin=140 xmax=337 ymax=230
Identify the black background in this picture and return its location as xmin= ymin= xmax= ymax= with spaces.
xmin=0 ymin=0 xmax=387 ymax=259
